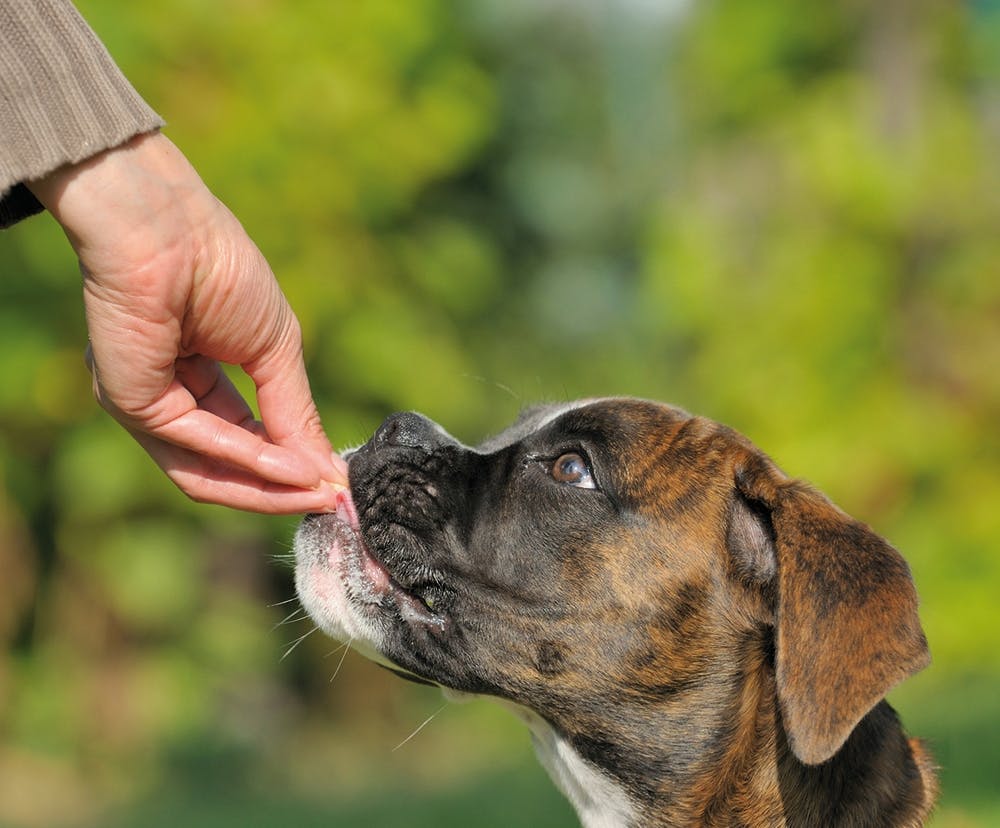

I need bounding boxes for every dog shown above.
[294,398,937,827]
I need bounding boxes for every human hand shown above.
[28,131,347,513]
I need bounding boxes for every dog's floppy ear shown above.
[727,449,930,765]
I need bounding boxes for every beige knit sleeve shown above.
[0,0,165,227]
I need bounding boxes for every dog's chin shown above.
[293,489,445,674]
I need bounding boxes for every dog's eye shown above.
[551,452,596,489]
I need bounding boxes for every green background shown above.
[1,0,997,825]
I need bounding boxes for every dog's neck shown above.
[519,633,936,828]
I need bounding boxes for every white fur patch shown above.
[506,703,637,828]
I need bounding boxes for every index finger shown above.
[126,424,344,514]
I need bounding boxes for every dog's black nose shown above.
[372,411,447,453]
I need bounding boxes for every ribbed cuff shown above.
[0,0,165,227]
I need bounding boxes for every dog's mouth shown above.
[302,489,447,632]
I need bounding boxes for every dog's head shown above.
[294,398,929,766]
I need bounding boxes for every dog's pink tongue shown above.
[334,488,361,531]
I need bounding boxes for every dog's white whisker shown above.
[323,640,351,659]
[391,703,448,753]
[328,638,353,683]
[460,374,521,402]
[280,626,318,661]
[271,606,307,630]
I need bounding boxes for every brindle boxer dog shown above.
[294,398,937,827]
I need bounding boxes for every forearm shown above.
[0,0,164,227]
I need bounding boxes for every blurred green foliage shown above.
[1,0,998,825]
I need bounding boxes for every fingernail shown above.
[314,479,348,493]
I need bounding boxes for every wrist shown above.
[27,131,208,255]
